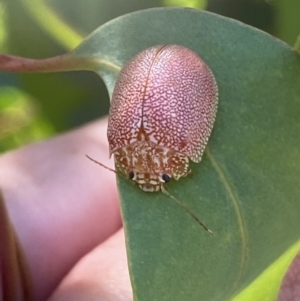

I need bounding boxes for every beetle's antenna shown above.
[161,185,213,235]
[86,155,131,182]
[86,155,117,174]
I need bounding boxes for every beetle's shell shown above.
[108,44,218,163]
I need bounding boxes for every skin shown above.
[0,117,132,301]
[277,252,300,301]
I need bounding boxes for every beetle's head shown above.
[114,142,191,192]
[127,171,171,192]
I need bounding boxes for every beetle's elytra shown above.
[108,44,218,192]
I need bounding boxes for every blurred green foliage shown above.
[164,0,206,9]
[0,0,299,153]
[0,3,7,49]
[0,87,54,152]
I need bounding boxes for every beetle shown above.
[88,44,218,232]
[108,44,218,190]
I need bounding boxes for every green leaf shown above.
[1,7,300,301]
[70,8,300,300]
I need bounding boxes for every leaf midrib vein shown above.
[206,147,248,299]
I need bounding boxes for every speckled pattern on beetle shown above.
[108,44,218,192]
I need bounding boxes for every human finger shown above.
[0,117,122,300]
[48,228,132,301]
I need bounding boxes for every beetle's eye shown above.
[129,171,135,180]
[162,174,171,183]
